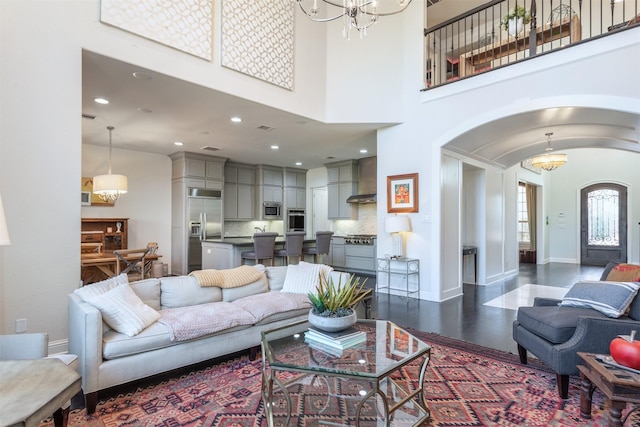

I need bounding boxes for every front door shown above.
[580,183,627,266]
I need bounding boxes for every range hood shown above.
[346,193,377,204]
[347,156,377,204]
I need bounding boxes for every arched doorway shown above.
[580,183,628,266]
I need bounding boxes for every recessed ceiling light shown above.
[230,116,242,123]
[271,145,279,150]
[137,107,152,113]
[295,162,302,166]
[132,71,152,80]
[94,98,109,104]
[174,141,184,146]
[360,149,368,153]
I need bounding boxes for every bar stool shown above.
[241,232,278,266]
[303,231,334,264]
[274,231,305,265]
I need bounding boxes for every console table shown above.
[459,15,581,77]
[376,257,420,298]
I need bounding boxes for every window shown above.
[517,183,530,246]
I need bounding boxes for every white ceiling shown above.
[82,1,640,170]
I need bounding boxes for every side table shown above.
[577,352,640,427]
[376,257,420,298]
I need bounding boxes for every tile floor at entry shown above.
[366,262,604,354]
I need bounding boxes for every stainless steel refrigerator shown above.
[187,188,222,272]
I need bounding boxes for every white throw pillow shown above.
[281,262,333,295]
[74,273,129,302]
[86,283,160,337]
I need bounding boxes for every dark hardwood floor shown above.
[364,262,604,354]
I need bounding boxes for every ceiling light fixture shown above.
[360,149,368,153]
[94,97,109,104]
[174,141,184,146]
[530,132,567,171]
[230,116,242,123]
[92,126,128,203]
[295,0,412,39]
[271,145,279,150]
[295,162,302,166]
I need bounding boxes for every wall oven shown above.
[287,209,305,232]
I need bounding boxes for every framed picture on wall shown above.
[81,191,91,206]
[387,173,419,213]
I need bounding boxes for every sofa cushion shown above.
[628,294,640,321]
[102,321,174,359]
[86,283,161,337]
[232,292,310,323]
[605,263,640,282]
[281,262,332,295]
[129,278,161,311]
[74,273,129,302]
[160,275,222,309]
[266,266,288,291]
[517,305,609,344]
[559,280,640,318]
[221,274,269,302]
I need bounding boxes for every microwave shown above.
[263,203,282,219]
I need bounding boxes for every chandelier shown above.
[530,132,567,171]
[92,126,128,203]
[295,0,413,38]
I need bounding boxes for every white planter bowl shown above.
[308,309,357,332]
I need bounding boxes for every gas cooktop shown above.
[344,235,376,245]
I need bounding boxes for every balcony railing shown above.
[423,0,639,89]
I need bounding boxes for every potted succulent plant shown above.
[308,273,371,332]
[501,5,531,36]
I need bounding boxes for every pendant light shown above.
[93,126,128,203]
[530,132,567,171]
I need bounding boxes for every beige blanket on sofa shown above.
[189,266,263,288]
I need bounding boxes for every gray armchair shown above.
[513,295,640,399]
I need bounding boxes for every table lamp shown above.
[0,194,10,246]
[385,215,410,259]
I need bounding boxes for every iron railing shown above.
[424,0,639,89]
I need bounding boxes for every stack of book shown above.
[305,326,366,356]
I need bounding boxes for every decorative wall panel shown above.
[101,0,213,61]
[221,0,294,90]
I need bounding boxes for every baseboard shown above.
[49,338,69,356]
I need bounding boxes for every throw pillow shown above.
[559,280,640,318]
[605,263,640,282]
[86,283,160,336]
[74,273,129,302]
[599,260,621,281]
[281,262,333,295]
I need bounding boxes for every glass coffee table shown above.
[261,319,431,426]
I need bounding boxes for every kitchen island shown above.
[201,236,316,269]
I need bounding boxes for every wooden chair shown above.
[114,248,150,281]
[274,231,305,265]
[303,231,334,264]
[241,232,278,266]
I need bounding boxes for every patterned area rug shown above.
[39,330,639,426]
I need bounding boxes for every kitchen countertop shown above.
[203,237,316,246]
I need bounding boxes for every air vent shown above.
[82,113,96,120]
[257,125,274,131]
[201,146,221,152]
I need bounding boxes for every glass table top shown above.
[261,319,431,379]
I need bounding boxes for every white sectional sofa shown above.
[68,262,341,414]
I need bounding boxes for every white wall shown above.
[82,145,172,258]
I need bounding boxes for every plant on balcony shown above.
[500,5,531,31]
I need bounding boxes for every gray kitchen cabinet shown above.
[284,169,307,210]
[224,163,256,221]
[286,187,306,209]
[345,244,376,273]
[326,160,358,220]
[260,166,284,205]
[330,236,346,268]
